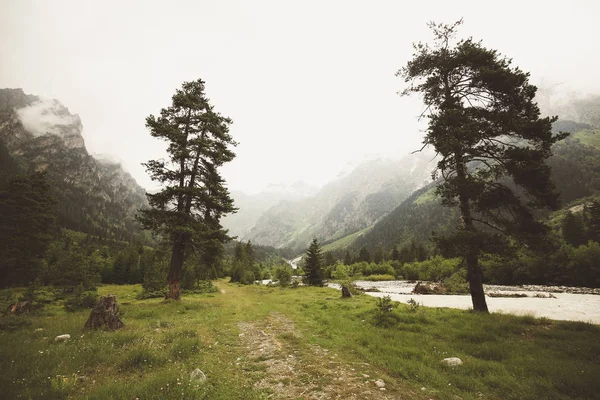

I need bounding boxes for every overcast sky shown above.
[1,0,599,194]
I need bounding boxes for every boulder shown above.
[190,368,207,383]
[54,334,71,342]
[441,357,463,367]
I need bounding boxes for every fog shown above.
[1,0,599,193]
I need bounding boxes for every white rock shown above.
[441,357,463,367]
[54,334,70,342]
[375,379,385,388]
[189,368,207,382]
[380,387,386,391]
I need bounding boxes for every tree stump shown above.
[341,284,353,298]
[84,295,124,331]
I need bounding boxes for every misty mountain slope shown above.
[222,182,318,239]
[0,88,148,241]
[242,153,436,250]
[344,120,600,253]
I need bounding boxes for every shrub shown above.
[362,274,395,281]
[64,284,98,312]
[274,266,292,287]
[182,280,218,295]
[374,295,397,327]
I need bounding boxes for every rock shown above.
[442,357,463,367]
[84,295,124,331]
[375,379,385,388]
[189,368,207,383]
[54,334,71,342]
[34,328,44,333]
[380,387,386,391]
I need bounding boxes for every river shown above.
[341,280,600,324]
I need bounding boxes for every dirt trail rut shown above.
[237,311,408,399]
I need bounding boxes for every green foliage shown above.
[137,79,237,299]
[0,171,56,287]
[63,283,98,312]
[373,295,397,327]
[303,238,324,286]
[140,250,169,299]
[274,265,292,287]
[398,20,566,311]
[561,211,587,246]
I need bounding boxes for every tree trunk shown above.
[84,295,124,330]
[465,250,488,312]
[166,232,186,300]
[456,157,489,313]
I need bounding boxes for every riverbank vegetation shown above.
[1,282,598,399]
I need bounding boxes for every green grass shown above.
[414,187,439,205]
[322,225,373,252]
[573,129,600,150]
[1,282,599,399]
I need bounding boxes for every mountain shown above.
[221,182,319,239]
[342,119,600,254]
[0,88,148,241]
[241,152,436,251]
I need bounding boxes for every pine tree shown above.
[358,246,371,263]
[304,238,324,286]
[137,79,237,300]
[587,200,600,244]
[562,211,587,247]
[398,20,566,312]
[343,250,353,266]
[0,172,56,287]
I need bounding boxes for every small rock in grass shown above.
[380,387,386,391]
[54,334,71,342]
[442,357,463,367]
[375,379,385,388]
[189,368,207,383]
[35,328,44,333]
[421,387,426,391]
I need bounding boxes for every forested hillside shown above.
[338,120,600,256]
[0,88,148,242]
[243,153,435,251]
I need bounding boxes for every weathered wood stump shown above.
[341,284,353,298]
[84,295,124,331]
[9,301,32,314]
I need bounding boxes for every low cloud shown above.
[16,99,81,137]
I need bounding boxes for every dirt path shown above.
[237,311,404,399]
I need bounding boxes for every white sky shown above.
[1,0,599,194]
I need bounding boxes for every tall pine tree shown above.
[398,20,566,312]
[0,172,56,287]
[304,238,324,286]
[137,79,237,300]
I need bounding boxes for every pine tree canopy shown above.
[137,79,237,299]
[398,20,567,311]
[304,238,324,286]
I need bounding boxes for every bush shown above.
[374,295,397,327]
[64,284,98,312]
[181,280,218,294]
[443,269,469,294]
[362,274,395,281]
[274,266,292,287]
